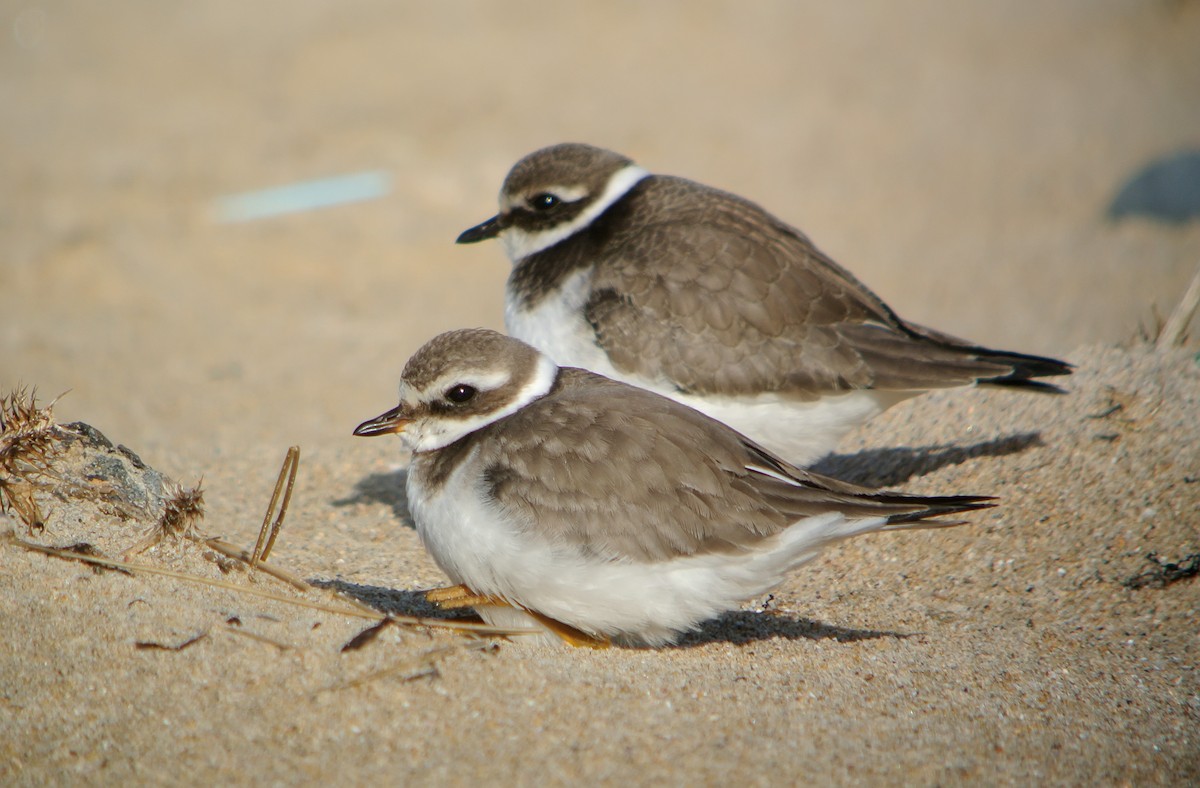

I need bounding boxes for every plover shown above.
[354,328,992,647]
[457,143,1072,465]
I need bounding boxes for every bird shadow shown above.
[813,431,1043,488]
[310,578,473,620]
[331,468,414,527]
[308,578,913,648]
[670,611,915,649]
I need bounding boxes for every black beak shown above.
[456,214,504,244]
[353,405,411,437]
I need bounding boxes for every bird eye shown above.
[444,384,477,404]
[530,193,560,211]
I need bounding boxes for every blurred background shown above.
[2,0,1198,473]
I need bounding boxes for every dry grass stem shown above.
[6,532,538,638]
[3,402,536,645]
[335,641,495,690]
[198,536,312,591]
[134,632,208,651]
[252,446,299,566]
[223,624,294,650]
[1157,261,1200,350]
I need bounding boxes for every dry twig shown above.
[333,641,496,690]
[251,446,299,567]
[1157,262,1200,350]
[3,404,538,651]
[7,533,537,638]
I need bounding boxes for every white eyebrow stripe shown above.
[429,368,512,397]
[537,184,589,203]
[403,353,560,453]
[501,164,651,261]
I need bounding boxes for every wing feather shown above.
[581,176,1070,397]
[478,369,991,563]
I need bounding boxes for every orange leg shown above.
[525,610,611,649]
[425,584,611,648]
[424,584,508,609]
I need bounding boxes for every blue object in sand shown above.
[1108,151,1200,225]
[214,171,392,223]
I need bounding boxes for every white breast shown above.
[505,267,627,380]
[669,387,912,466]
[406,445,531,597]
[405,439,896,646]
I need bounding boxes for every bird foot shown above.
[424,584,610,648]
[424,584,507,609]
[524,610,611,649]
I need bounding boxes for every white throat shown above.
[501,164,650,262]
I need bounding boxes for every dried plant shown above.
[159,483,206,538]
[125,482,206,557]
[8,534,536,642]
[0,387,63,531]
[1157,263,1200,350]
[5,431,538,662]
[1122,552,1200,590]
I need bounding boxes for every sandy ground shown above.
[2,1,1199,784]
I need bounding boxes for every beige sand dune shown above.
[2,2,1198,783]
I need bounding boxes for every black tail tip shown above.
[980,376,1070,395]
[887,495,997,525]
[977,353,1074,393]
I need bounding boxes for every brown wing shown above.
[583,176,1070,398]
[477,369,991,563]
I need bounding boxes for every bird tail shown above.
[738,493,994,597]
[903,322,1075,393]
[969,347,1074,393]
